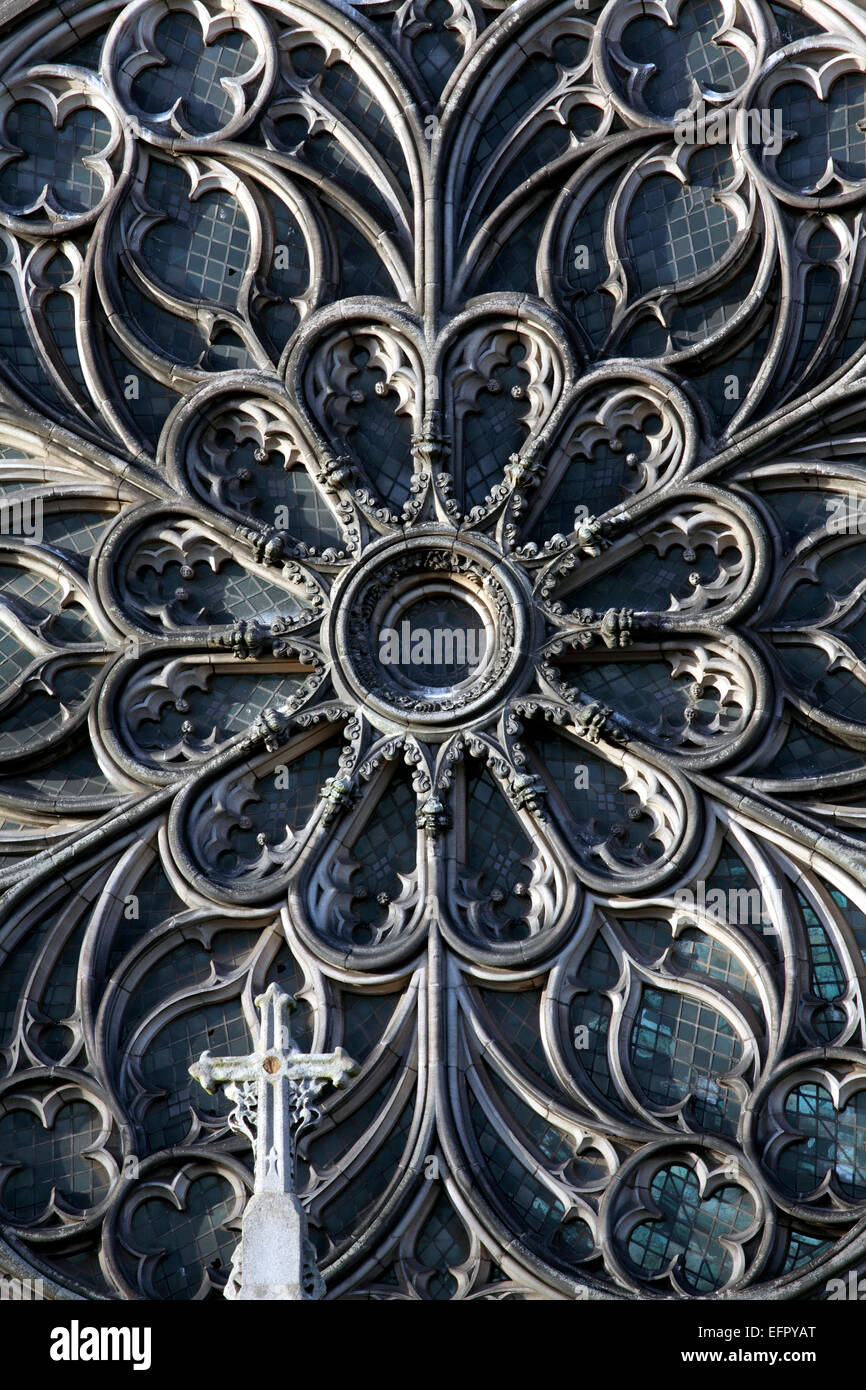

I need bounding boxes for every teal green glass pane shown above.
[529,425,655,538]
[777,1084,866,1201]
[781,1227,833,1273]
[630,987,742,1134]
[626,1163,754,1292]
[0,742,115,800]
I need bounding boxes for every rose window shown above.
[0,0,864,1302]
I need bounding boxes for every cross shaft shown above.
[188,982,358,1297]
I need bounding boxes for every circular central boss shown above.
[382,592,489,689]
[327,531,532,735]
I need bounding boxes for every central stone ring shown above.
[326,530,533,736]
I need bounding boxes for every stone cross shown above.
[189,982,357,1300]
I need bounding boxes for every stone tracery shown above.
[0,0,864,1299]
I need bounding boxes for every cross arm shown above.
[285,1048,358,1088]
[189,1050,259,1094]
